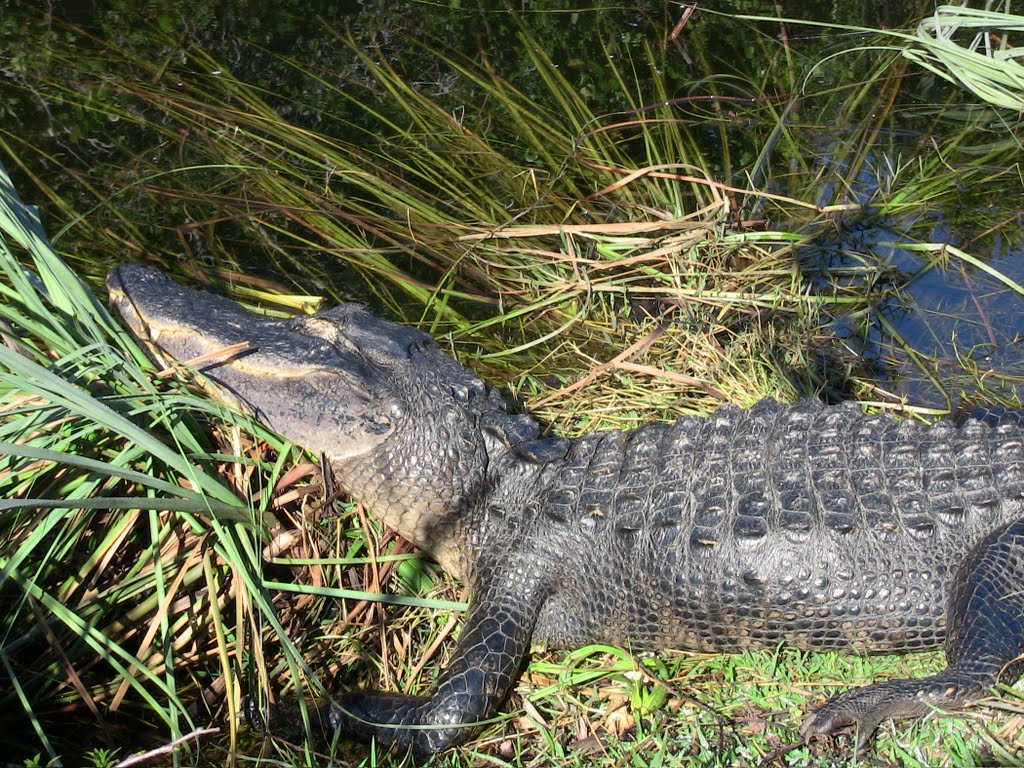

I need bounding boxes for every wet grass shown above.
[1,4,1024,767]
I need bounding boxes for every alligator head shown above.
[107,265,507,575]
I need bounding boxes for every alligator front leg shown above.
[321,567,545,755]
[802,517,1024,752]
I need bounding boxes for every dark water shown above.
[801,137,1024,409]
[3,0,1023,410]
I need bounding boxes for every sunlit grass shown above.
[909,5,1024,112]
[734,5,1024,112]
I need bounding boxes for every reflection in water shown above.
[799,141,1024,408]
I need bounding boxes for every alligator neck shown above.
[329,393,553,581]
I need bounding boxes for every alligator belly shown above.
[535,552,951,654]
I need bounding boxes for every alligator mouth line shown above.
[109,278,254,376]
[149,340,251,378]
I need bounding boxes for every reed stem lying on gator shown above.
[107,264,1024,755]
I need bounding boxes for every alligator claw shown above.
[241,695,265,730]
[801,694,885,753]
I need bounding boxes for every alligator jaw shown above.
[106,264,394,461]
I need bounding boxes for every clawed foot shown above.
[801,673,975,754]
[800,692,886,754]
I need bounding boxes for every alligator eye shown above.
[332,334,361,355]
[408,338,437,357]
[292,315,356,350]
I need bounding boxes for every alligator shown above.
[106,264,1024,756]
